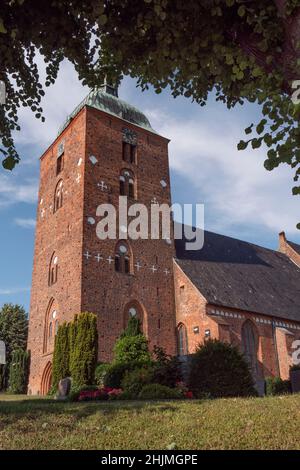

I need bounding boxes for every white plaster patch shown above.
[77,158,83,166]
[89,155,98,165]
[87,217,95,225]
[53,256,58,265]
[40,198,43,205]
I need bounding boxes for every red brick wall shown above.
[174,258,300,380]
[28,105,177,393]
[28,109,87,394]
[81,107,176,361]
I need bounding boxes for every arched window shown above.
[119,170,136,199]
[54,180,63,212]
[48,252,58,286]
[115,241,132,274]
[177,323,188,356]
[123,300,147,334]
[43,299,59,353]
[241,320,259,378]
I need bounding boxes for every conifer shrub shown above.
[113,317,151,365]
[69,312,98,387]
[265,377,291,396]
[188,339,257,398]
[52,322,70,391]
[139,383,182,400]
[8,349,30,394]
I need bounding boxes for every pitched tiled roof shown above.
[175,228,300,322]
[287,239,300,256]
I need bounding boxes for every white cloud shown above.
[147,108,300,236]
[14,58,89,151]
[0,173,38,207]
[0,287,30,295]
[14,218,36,229]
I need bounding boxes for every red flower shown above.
[184,391,194,399]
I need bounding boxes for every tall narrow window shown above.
[242,320,259,378]
[130,145,137,164]
[48,253,58,286]
[115,242,132,274]
[43,300,59,353]
[123,141,137,164]
[119,175,126,196]
[56,154,64,175]
[177,323,188,356]
[54,180,63,212]
[119,170,136,199]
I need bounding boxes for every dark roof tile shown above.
[175,227,300,322]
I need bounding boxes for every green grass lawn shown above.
[1,393,300,450]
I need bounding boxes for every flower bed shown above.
[78,387,122,401]
[75,382,193,402]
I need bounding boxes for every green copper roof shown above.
[57,84,156,136]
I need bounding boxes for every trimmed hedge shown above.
[69,312,98,387]
[265,377,291,396]
[188,339,257,398]
[139,383,182,400]
[52,322,70,391]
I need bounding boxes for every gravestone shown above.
[56,377,71,400]
[0,341,6,365]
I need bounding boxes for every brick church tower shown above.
[27,84,177,395]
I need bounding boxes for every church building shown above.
[27,85,300,395]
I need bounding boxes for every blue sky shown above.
[1,59,300,313]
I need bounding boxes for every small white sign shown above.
[0,341,6,364]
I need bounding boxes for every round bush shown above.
[139,383,182,400]
[188,339,257,398]
[113,334,151,365]
[121,366,154,397]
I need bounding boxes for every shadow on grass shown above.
[0,397,180,430]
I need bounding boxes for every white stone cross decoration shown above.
[95,253,103,263]
[150,265,158,273]
[134,261,142,271]
[76,173,81,184]
[107,256,114,265]
[84,251,91,260]
[41,208,45,218]
[97,181,108,191]
[151,197,158,205]
[164,268,170,275]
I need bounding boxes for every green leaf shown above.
[237,5,246,17]
[237,140,248,150]
[2,156,17,171]
[251,138,262,149]
[99,15,107,26]
[0,18,7,34]
[245,124,253,135]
